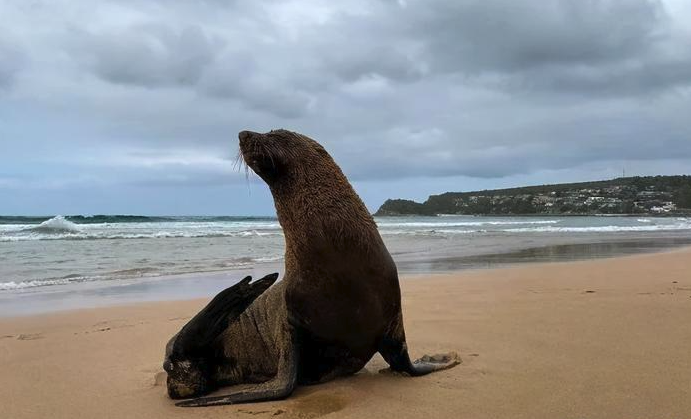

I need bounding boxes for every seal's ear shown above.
[174,273,279,353]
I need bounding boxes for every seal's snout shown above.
[238,129,293,183]
[239,131,266,161]
[239,130,260,146]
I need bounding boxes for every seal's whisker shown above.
[234,146,246,168]
[235,149,251,192]
[233,151,243,172]
[243,154,251,192]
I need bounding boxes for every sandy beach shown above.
[1,248,690,419]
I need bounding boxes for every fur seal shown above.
[163,129,460,407]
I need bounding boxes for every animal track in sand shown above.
[17,333,44,340]
[168,316,191,321]
[93,319,124,326]
[237,408,286,416]
[289,393,347,418]
[84,319,142,334]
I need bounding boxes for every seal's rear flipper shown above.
[378,313,461,376]
[176,325,299,407]
[174,273,279,354]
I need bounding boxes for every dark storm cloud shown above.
[1,0,691,203]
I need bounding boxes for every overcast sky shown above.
[1,0,690,215]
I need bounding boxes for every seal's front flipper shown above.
[378,313,461,376]
[174,273,279,354]
[176,328,298,407]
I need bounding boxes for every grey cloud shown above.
[2,0,691,198]
[408,0,666,73]
[0,42,24,90]
[508,53,691,96]
[276,0,689,100]
[59,0,688,115]
[329,89,691,181]
[73,24,222,87]
[309,0,690,97]
[198,54,315,119]
[308,16,426,83]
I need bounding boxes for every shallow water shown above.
[1,214,690,316]
[1,215,690,291]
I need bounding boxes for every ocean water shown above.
[1,214,691,294]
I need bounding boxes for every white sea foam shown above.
[381,228,485,236]
[0,278,74,290]
[1,215,690,242]
[28,215,81,234]
[253,256,284,263]
[0,229,284,242]
[378,219,691,236]
[378,220,560,228]
[505,223,691,233]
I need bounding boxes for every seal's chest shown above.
[285,272,392,345]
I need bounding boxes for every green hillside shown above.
[375,176,691,216]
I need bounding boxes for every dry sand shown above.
[1,248,690,419]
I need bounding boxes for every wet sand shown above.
[1,248,690,418]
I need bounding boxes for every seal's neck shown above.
[272,172,382,262]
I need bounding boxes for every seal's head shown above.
[162,273,279,400]
[239,129,377,249]
[238,129,340,188]
[163,336,212,399]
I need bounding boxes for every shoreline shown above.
[2,244,690,320]
[3,214,690,299]
[1,248,690,418]
[2,239,691,318]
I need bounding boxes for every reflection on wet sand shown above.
[397,237,691,273]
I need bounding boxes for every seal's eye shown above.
[251,154,283,182]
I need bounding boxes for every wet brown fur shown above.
[163,129,459,407]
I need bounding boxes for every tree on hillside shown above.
[675,185,691,208]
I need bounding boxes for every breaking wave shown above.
[0,230,284,242]
[25,215,81,234]
[0,215,276,225]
